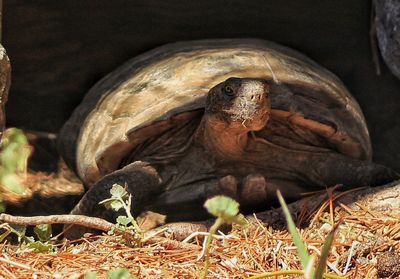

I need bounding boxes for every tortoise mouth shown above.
[223,92,268,119]
[222,96,270,130]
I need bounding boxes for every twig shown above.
[343,241,358,275]
[0,257,33,271]
[145,236,200,250]
[182,231,237,243]
[0,213,113,232]
[0,213,200,250]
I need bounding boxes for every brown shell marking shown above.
[58,39,371,186]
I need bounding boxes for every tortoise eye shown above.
[224,85,234,96]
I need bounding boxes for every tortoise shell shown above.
[59,39,371,186]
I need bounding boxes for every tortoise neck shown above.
[197,115,249,159]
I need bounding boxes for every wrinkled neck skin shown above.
[197,114,250,160]
[197,77,270,161]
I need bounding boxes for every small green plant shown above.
[0,128,31,194]
[99,184,143,242]
[248,191,344,279]
[202,195,247,279]
[0,222,54,252]
[0,128,54,252]
[85,267,137,279]
[0,128,31,211]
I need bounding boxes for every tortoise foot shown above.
[240,174,268,206]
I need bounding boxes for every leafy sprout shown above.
[99,184,143,241]
[0,222,54,253]
[0,128,31,212]
[0,128,31,195]
[202,195,247,279]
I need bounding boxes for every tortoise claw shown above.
[240,174,268,206]
[218,175,238,198]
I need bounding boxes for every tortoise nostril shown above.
[250,94,263,101]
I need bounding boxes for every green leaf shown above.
[99,198,124,211]
[116,216,132,226]
[99,197,115,207]
[99,197,114,204]
[26,241,54,252]
[231,213,248,226]
[304,255,315,279]
[16,146,31,173]
[34,224,52,242]
[9,224,35,244]
[277,190,311,271]
[108,226,116,235]
[1,173,25,194]
[23,236,35,243]
[106,267,136,279]
[0,128,31,198]
[0,128,31,174]
[110,184,128,199]
[314,224,338,279]
[84,271,99,279]
[0,230,11,243]
[204,195,240,223]
[110,200,124,211]
[99,184,128,211]
[10,224,27,239]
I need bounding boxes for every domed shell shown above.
[59,39,371,186]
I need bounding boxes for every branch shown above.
[0,213,113,232]
[0,213,200,250]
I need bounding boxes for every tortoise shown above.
[58,38,398,227]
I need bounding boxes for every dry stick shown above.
[0,214,113,232]
[0,213,200,250]
[146,236,200,250]
[0,257,33,271]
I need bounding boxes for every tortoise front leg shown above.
[239,174,308,209]
[145,175,238,221]
[65,161,163,238]
[147,173,307,221]
[143,175,305,240]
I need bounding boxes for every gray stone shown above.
[375,0,400,80]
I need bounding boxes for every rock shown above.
[377,250,400,278]
[375,0,400,80]
[0,44,11,139]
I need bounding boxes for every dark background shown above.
[3,1,400,171]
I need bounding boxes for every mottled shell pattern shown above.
[59,39,370,186]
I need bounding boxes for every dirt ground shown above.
[1,164,400,278]
[0,130,398,278]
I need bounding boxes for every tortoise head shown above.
[205,77,271,132]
